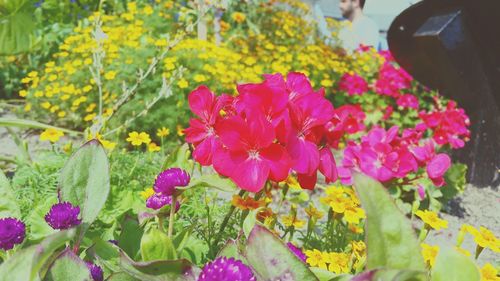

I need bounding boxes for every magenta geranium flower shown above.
[338,73,368,96]
[184,86,224,166]
[396,94,419,110]
[213,112,291,192]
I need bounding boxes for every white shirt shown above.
[338,15,380,52]
[311,2,379,52]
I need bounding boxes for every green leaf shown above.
[217,239,242,260]
[107,272,140,281]
[0,1,37,55]
[88,238,121,273]
[245,225,318,280]
[59,140,110,234]
[0,118,81,134]
[140,228,177,261]
[180,173,237,193]
[353,173,426,272]
[243,209,259,238]
[44,249,92,281]
[173,226,193,256]
[119,250,198,281]
[0,168,21,218]
[162,144,193,173]
[310,267,350,281]
[0,229,75,281]
[351,269,426,281]
[431,248,480,281]
[25,196,58,241]
[118,217,144,260]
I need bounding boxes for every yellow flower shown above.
[467,226,500,252]
[140,188,155,200]
[104,70,117,80]
[415,210,448,230]
[126,131,151,146]
[40,128,64,143]
[281,215,305,228]
[157,127,170,137]
[305,205,324,220]
[148,142,161,152]
[19,90,27,97]
[326,252,350,274]
[480,263,500,281]
[177,79,189,89]
[343,202,366,224]
[305,249,328,269]
[177,125,184,136]
[231,12,246,23]
[421,243,439,267]
[351,240,366,259]
[231,195,265,211]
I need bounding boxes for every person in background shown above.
[312,0,379,52]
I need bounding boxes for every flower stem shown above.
[158,216,165,233]
[213,190,246,246]
[168,195,177,238]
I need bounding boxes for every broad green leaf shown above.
[26,196,58,241]
[353,173,426,272]
[119,217,143,259]
[180,173,237,193]
[217,239,243,260]
[431,248,480,281]
[59,140,110,232]
[119,250,198,281]
[246,225,318,281]
[162,144,193,173]
[107,272,140,281]
[352,269,426,281]
[0,1,37,55]
[173,226,193,256]
[140,228,177,261]
[44,249,92,281]
[243,209,259,238]
[88,238,121,273]
[0,229,75,281]
[310,267,350,281]
[0,118,80,134]
[0,168,21,218]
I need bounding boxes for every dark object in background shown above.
[387,0,500,188]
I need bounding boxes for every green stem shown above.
[168,195,177,238]
[158,216,165,233]
[213,190,246,246]
[418,227,429,242]
[128,152,140,177]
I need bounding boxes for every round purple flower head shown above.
[287,242,306,262]
[198,257,256,281]
[146,193,180,211]
[154,168,190,195]
[45,202,81,230]
[0,217,25,250]
[85,261,103,281]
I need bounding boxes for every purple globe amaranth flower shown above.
[0,217,26,250]
[198,257,256,281]
[153,168,190,195]
[287,242,306,262]
[146,193,180,211]
[85,262,103,281]
[45,202,81,230]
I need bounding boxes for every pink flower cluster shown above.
[338,125,451,187]
[418,101,470,148]
[375,63,413,98]
[338,73,368,96]
[185,72,352,192]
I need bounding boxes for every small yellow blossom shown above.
[176,125,185,136]
[231,195,265,211]
[326,252,350,274]
[421,243,439,267]
[231,12,246,23]
[177,78,189,89]
[282,215,305,228]
[40,128,64,143]
[126,131,151,146]
[148,142,161,152]
[467,226,500,252]
[157,127,170,137]
[140,188,155,200]
[104,70,117,80]
[480,263,500,281]
[305,205,324,220]
[415,210,448,230]
[305,249,328,269]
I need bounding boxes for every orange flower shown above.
[231,195,265,211]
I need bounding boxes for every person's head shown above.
[339,0,365,20]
